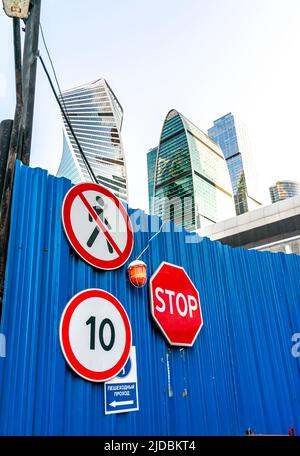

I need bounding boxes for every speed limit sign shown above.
[59,289,132,382]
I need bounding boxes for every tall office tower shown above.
[208,113,261,215]
[147,146,158,213]
[153,109,235,231]
[269,180,300,203]
[57,79,128,201]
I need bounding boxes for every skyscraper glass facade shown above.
[208,113,261,215]
[153,110,235,231]
[57,79,128,201]
[269,180,300,203]
[147,146,158,213]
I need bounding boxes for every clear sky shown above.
[1,0,300,211]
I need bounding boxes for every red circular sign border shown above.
[62,182,134,270]
[59,288,132,382]
[149,261,203,347]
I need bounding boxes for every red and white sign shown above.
[62,182,134,270]
[150,262,203,347]
[59,289,132,382]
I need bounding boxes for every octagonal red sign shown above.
[150,262,203,347]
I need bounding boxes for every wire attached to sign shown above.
[136,220,167,261]
[127,220,167,287]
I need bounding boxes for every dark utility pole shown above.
[0,120,13,207]
[0,0,41,312]
[20,0,41,165]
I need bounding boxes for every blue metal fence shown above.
[0,161,300,435]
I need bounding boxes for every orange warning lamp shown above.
[127,260,147,288]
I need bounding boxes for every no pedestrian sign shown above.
[62,182,134,270]
[59,289,132,382]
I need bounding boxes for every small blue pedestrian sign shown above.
[104,346,139,414]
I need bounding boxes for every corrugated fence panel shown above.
[0,160,300,435]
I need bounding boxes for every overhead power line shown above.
[38,53,97,184]
[38,24,97,184]
[39,23,70,121]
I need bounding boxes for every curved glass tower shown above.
[57,79,128,201]
[153,109,235,231]
[269,180,300,203]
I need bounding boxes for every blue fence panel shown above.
[0,161,300,435]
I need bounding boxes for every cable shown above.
[38,53,97,184]
[136,220,167,260]
[39,23,69,122]
[38,23,97,183]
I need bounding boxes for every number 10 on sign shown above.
[59,289,132,382]
[86,316,115,351]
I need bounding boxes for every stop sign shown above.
[150,262,203,347]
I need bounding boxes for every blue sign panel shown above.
[104,346,139,414]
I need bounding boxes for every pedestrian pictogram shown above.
[59,289,132,382]
[62,182,134,270]
[87,195,114,252]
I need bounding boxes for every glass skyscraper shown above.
[57,78,128,201]
[153,109,235,231]
[269,180,300,203]
[147,146,158,213]
[208,113,261,215]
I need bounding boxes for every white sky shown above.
[1,0,300,211]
